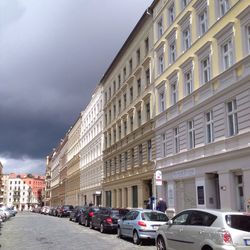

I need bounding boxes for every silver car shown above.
[117,209,169,245]
[156,208,250,250]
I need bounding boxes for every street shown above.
[0,212,155,250]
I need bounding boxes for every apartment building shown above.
[65,116,81,206]
[5,173,45,210]
[101,10,156,209]
[152,0,250,213]
[0,162,3,205]
[49,136,68,206]
[79,85,103,206]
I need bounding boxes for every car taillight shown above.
[89,212,94,217]
[137,221,146,227]
[223,231,232,244]
[106,217,112,224]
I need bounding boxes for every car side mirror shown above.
[167,219,173,225]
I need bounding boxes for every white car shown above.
[156,208,250,250]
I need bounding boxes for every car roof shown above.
[179,208,250,216]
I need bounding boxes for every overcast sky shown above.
[0,0,153,175]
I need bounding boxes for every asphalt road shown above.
[0,212,155,250]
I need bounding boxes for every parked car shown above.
[156,208,250,250]
[117,209,168,245]
[90,207,129,233]
[54,205,62,216]
[69,206,86,222]
[79,206,100,227]
[57,205,74,217]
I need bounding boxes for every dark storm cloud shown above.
[0,0,152,173]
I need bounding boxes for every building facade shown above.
[79,85,104,206]
[101,10,156,209]
[152,0,250,214]
[5,173,45,210]
[0,162,3,206]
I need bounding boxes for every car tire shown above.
[156,236,166,250]
[100,223,105,233]
[202,246,213,250]
[117,227,122,238]
[89,221,93,229]
[133,230,141,245]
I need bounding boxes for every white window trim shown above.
[205,110,214,143]
[173,127,180,153]
[188,120,195,149]
[167,28,177,65]
[180,57,194,96]
[227,99,238,137]
[161,132,167,157]
[193,0,208,37]
[167,2,175,26]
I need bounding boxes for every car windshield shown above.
[226,214,250,232]
[141,212,168,222]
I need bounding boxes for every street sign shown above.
[155,170,162,186]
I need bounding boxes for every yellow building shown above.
[152,0,250,214]
[101,10,156,209]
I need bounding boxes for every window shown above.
[130,115,133,131]
[124,152,128,169]
[145,37,149,55]
[118,125,121,140]
[227,99,238,136]
[129,59,133,75]
[169,42,176,65]
[113,105,116,117]
[183,27,191,51]
[113,128,116,142]
[138,144,143,164]
[137,109,141,127]
[188,120,195,149]
[159,88,166,112]
[184,70,192,96]
[123,67,126,81]
[145,69,150,86]
[146,102,150,121]
[123,93,127,108]
[113,80,116,93]
[124,120,127,136]
[131,148,135,167]
[157,18,163,39]
[199,9,208,36]
[182,0,189,9]
[206,111,214,143]
[168,4,175,25]
[170,82,177,105]
[173,127,180,153]
[221,39,233,70]
[130,87,133,103]
[119,154,122,172]
[109,87,112,98]
[161,133,167,157]
[136,49,141,65]
[219,0,230,17]
[137,78,141,96]
[118,74,121,89]
[147,140,152,161]
[118,99,121,113]
[247,25,250,54]
[201,56,211,84]
[158,52,164,75]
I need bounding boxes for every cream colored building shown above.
[101,10,156,209]
[79,85,104,206]
[65,116,81,206]
[152,0,250,214]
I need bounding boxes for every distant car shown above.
[57,205,74,217]
[90,207,129,233]
[117,209,168,245]
[79,206,100,227]
[156,208,250,250]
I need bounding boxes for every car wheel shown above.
[133,230,141,245]
[202,246,213,250]
[117,227,122,238]
[89,221,93,229]
[156,236,166,250]
[69,217,72,221]
[100,223,105,233]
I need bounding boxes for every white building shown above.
[79,85,104,206]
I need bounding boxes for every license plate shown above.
[244,239,250,246]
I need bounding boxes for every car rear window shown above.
[142,212,168,222]
[226,215,250,232]
[111,209,129,216]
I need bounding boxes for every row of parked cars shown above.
[0,206,17,223]
[38,204,250,250]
